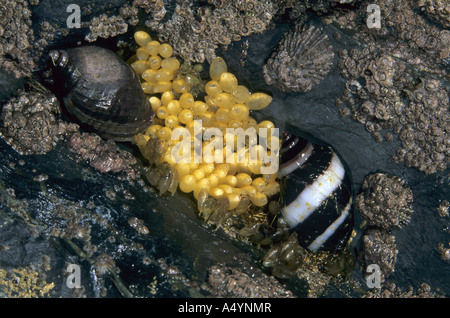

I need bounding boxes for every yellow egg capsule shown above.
[205,80,222,97]
[246,92,273,110]
[176,163,191,179]
[192,101,208,116]
[230,104,249,121]
[149,97,161,112]
[215,92,233,109]
[172,79,189,94]
[158,43,173,58]
[134,31,151,47]
[227,193,241,210]
[178,109,194,124]
[192,168,205,181]
[231,85,250,103]
[179,174,196,193]
[155,69,174,82]
[210,187,225,199]
[142,69,157,83]
[219,72,238,93]
[179,93,195,109]
[157,126,172,141]
[193,178,211,200]
[156,106,169,119]
[161,91,175,106]
[141,82,154,94]
[199,163,215,176]
[153,81,172,93]
[224,175,237,187]
[131,60,150,74]
[241,185,257,198]
[136,47,150,61]
[208,174,219,189]
[216,108,231,123]
[167,100,181,115]
[165,115,179,129]
[210,57,227,81]
[148,55,162,70]
[146,40,161,56]
[218,184,234,195]
[145,124,162,136]
[263,181,280,197]
[161,57,180,73]
[251,192,268,207]
[236,173,252,187]
[252,177,266,192]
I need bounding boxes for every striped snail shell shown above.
[49,45,154,141]
[278,131,354,252]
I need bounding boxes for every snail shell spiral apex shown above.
[49,45,154,141]
[279,131,354,252]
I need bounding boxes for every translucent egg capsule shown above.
[205,80,222,97]
[227,193,241,210]
[161,57,180,73]
[209,57,227,81]
[179,174,196,193]
[215,92,234,109]
[250,192,268,207]
[146,40,161,56]
[216,108,231,123]
[193,178,211,199]
[141,82,154,94]
[210,187,225,199]
[157,126,172,141]
[178,109,194,124]
[142,69,157,83]
[192,101,208,115]
[172,79,189,94]
[136,47,150,61]
[219,72,238,93]
[134,31,152,47]
[236,173,253,187]
[246,92,273,110]
[167,100,180,115]
[145,124,162,136]
[148,55,162,70]
[158,43,173,58]
[155,69,175,82]
[161,91,175,106]
[231,85,250,104]
[153,81,171,93]
[164,115,178,129]
[131,60,150,74]
[149,97,161,112]
[230,103,249,120]
[179,93,195,109]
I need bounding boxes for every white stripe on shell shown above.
[282,152,345,228]
[307,199,352,252]
[278,142,314,177]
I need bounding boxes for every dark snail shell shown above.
[278,131,354,252]
[49,45,153,141]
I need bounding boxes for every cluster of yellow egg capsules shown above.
[132,31,280,212]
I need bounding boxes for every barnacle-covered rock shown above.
[0,89,78,155]
[415,0,450,28]
[49,45,154,141]
[0,0,36,78]
[207,257,295,298]
[355,172,413,229]
[146,0,275,63]
[263,24,334,92]
[361,228,398,283]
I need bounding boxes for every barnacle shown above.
[355,172,414,229]
[132,31,278,235]
[263,23,334,93]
